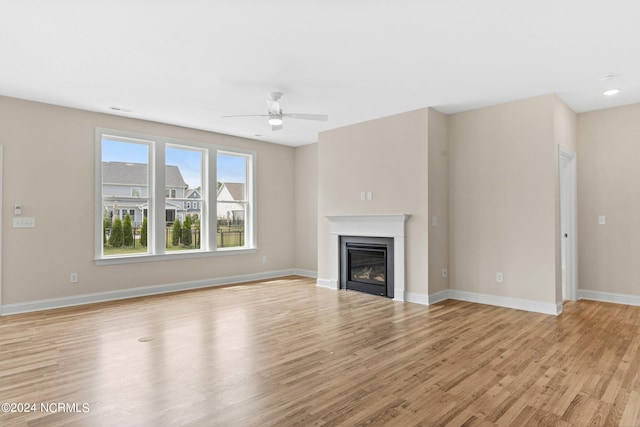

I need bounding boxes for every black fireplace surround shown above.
[340,236,394,298]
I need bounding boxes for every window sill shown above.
[94,248,258,265]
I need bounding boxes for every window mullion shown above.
[153,141,166,254]
[207,149,217,251]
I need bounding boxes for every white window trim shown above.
[94,128,257,264]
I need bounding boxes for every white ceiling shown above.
[2,0,639,146]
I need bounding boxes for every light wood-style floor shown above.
[2,276,640,426]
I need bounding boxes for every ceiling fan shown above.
[223,92,328,131]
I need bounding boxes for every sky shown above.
[102,139,246,188]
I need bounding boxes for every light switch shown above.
[360,192,366,201]
[13,217,36,228]
[598,215,606,225]
[432,216,438,226]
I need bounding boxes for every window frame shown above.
[94,128,257,265]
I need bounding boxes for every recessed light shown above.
[603,88,621,96]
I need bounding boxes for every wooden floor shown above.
[2,276,640,426]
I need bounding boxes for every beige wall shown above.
[428,108,449,294]
[317,108,429,296]
[554,96,578,154]
[578,103,640,296]
[0,96,296,305]
[448,95,559,305]
[7,90,638,312]
[294,143,318,273]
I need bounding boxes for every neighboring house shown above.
[102,162,188,225]
[184,188,202,218]
[103,162,243,227]
[217,182,245,223]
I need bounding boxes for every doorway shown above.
[559,146,577,301]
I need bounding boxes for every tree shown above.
[140,217,148,247]
[172,218,182,246]
[109,217,124,248]
[182,215,192,247]
[123,213,134,247]
[103,209,112,245]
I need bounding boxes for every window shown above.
[95,129,255,263]
[217,152,250,248]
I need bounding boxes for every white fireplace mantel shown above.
[322,214,410,301]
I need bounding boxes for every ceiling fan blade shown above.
[285,113,328,121]
[222,114,270,118]
[271,124,283,131]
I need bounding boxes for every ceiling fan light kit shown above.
[268,116,283,126]
[223,92,328,131]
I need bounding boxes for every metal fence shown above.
[104,225,245,249]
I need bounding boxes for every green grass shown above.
[103,229,243,256]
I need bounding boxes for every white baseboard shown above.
[449,289,561,315]
[0,269,299,316]
[405,292,430,306]
[293,269,317,279]
[427,290,450,305]
[399,289,562,315]
[316,278,337,290]
[405,289,560,315]
[579,289,640,307]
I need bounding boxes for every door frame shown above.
[559,145,578,301]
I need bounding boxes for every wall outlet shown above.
[598,215,606,225]
[366,191,373,200]
[262,256,267,264]
[496,272,504,283]
[70,272,78,284]
[360,192,366,201]
[442,268,448,278]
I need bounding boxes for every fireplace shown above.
[322,214,410,301]
[341,236,394,298]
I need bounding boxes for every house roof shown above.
[218,182,245,201]
[185,189,201,199]
[102,162,187,188]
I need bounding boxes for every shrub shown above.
[172,219,182,246]
[182,215,192,247]
[109,217,124,248]
[140,217,148,247]
[123,213,134,247]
